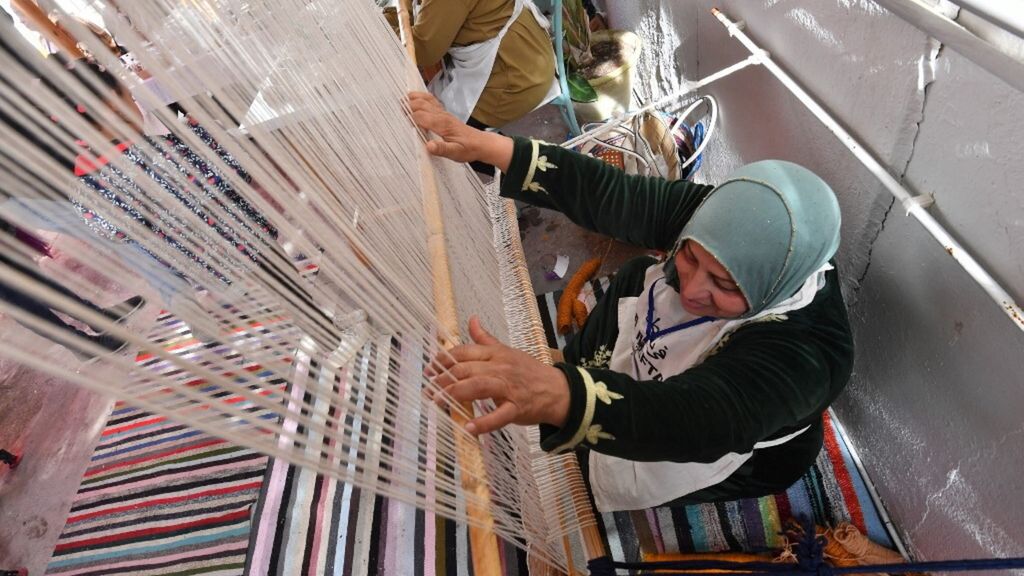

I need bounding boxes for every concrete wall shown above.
[604,0,1024,562]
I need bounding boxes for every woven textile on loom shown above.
[3,0,588,568]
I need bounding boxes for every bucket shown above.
[572,30,642,124]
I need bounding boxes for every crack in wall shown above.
[906,427,1024,553]
[694,1,699,80]
[851,39,945,293]
[908,463,962,538]
[853,197,895,289]
[908,463,1024,559]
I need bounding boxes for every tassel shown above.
[557,258,601,334]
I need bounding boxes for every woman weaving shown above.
[412,92,854,512]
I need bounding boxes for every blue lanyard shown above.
[643,278,714,345]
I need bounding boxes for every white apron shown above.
[427,0,560,123]
[588,262,832,512]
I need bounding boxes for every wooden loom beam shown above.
[10,0,85,59]
[396,2,607,572]
[396,2,503,575]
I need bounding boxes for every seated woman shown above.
[411,92,853,511]
[408,0,559,129]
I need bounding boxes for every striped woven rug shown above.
[46,310,288,576]
[244,337,531,576]
[246,277,894,575]
[246,458,530,576]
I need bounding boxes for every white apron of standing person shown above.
[425,0,559,123]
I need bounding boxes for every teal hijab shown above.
[664,160,841,318]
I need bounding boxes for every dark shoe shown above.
[0,449,18,468]
[83,296,146,336]
[67,341,100,363]
[70,333,130,365]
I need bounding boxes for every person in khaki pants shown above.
[389,0,558,129]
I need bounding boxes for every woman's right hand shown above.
[407,92,513,170]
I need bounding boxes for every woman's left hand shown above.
[428,316,570,435]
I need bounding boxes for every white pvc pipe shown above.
[711,8,1024,333]
[872,0,1024,95]
[953,0,1024,41]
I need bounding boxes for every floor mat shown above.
[246,462,530,576]
[46,311,285,576]
[245,339,530,576]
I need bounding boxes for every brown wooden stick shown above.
[396,0,416,58]
[397,2,502,575]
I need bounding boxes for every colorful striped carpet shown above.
[244,277,895,574]
[46,310,287,576]
[246,453,530,576]
[244,337,532,576]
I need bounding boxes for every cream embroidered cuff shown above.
[521,140,557,194]
[539,364,621,454]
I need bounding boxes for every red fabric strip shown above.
[102,415,167,437]
[84,438,225,478]
[73,142,131,176]
[821,411,866,533]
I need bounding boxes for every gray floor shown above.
[0,104,642,574]
[0,363,112,572]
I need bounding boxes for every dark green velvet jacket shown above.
[499,137,854,504]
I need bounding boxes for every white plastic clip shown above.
[902,193,935,215]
